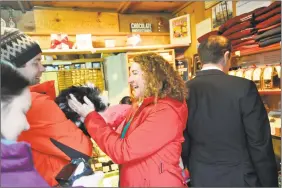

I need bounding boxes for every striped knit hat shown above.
[1,27,42,68]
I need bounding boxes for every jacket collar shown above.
[196,69,225,77]
[29,80,56,100]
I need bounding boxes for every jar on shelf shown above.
[274,65,281,89]
[244,68,254,81]
[228,70,236,76]
[252,67,263,90]
[235,69,244,78]
[262,66,278,89]
[268,111,281,137]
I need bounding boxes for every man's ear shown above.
[224,51,230,64]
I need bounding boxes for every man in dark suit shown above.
[182,35,278,187]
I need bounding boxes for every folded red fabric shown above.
[257,23,281,34]
[222,21,253,36]
[256,14,281,29]
[233,44,259,52]
[231,35,256,46]
[197,30,219,43]
[218,12,253,34]
[232,39,256,50]
[218,7,266,34]
[233,43,280,53]
[223,28,255,40]
[254,1,281,17]
[255,6,281,23]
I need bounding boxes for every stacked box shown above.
[57,69,105,93]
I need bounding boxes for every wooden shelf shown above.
[258,89,281,95]
[42,44,189,55]
[232,43,281,57]
[42,58,104,65]
[26,32,170,37]
[272,135,281,140]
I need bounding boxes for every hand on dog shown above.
[68,94,95,118]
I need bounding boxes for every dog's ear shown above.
[98,94,109,110]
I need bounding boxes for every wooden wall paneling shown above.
[119,13,172,32]
[174,1,238,60]
[31,1,121,11]
[174,2,205,59]
[117,2,132,13]
[33,9,119,33]
[127,2,185,13]
[0,9,35,32]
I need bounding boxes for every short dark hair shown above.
[120,96,132,105]
[55,86,108,137]
[198,35,231,64]
[1,62,29,102]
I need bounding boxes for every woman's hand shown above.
[68,94,95,118]
[72,171,104,187]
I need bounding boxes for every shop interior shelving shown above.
[41,44,189,55]
[231,43,281,58]
[258,89,281,96]
[42,58,104,65]
[230,44,281,159]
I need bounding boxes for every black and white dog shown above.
[55,86,109,137]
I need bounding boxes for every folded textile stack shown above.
[253,1,281,48]
[218,7,265,52]
[255,27,281,48]
[197,30,219,43]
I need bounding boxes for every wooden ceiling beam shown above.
[117,1,132,14]
[32,6,116,13]
[172,2,193,15]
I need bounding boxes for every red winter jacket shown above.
[85,96,188,187]
[18,81,93,186]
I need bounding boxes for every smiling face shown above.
[1,88,31,141]
[17,53,45,85]
[128,62,145,99]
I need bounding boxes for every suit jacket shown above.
[182,69,278,187]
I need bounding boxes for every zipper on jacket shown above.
[159,162,163,173]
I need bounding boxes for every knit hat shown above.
[1,27,42,68]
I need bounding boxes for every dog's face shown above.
[55,86,109,137]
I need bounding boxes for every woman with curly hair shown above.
[68,52,188,187]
